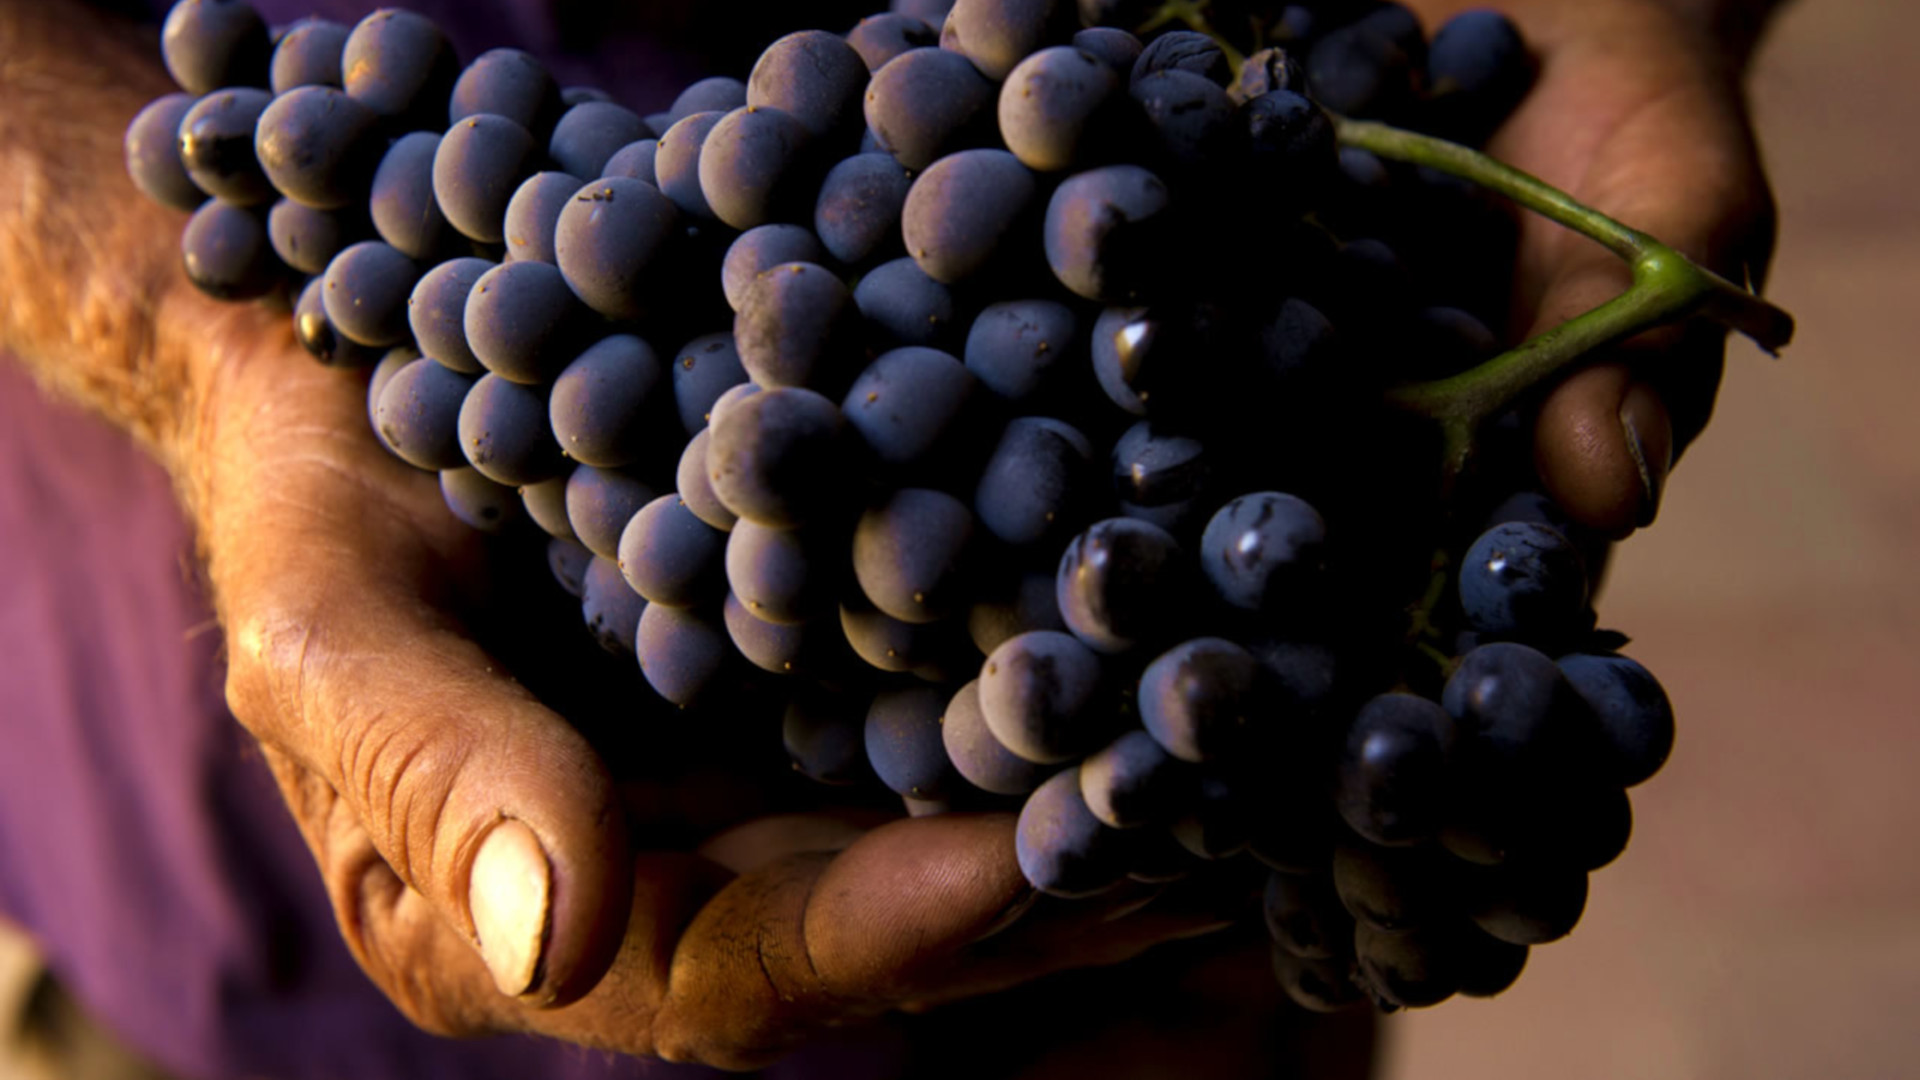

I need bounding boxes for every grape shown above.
[501,171,582,264]
[901,149,1038,283]
[1130,71,1237,182]
[560,86,613,108]
[566,466,657,561]
[1130,31,1229,86]
[967,570,1066,655]
[637,602,741,706]
[1199,492,1328,615]
[368,131,452,260]
[1087,305,1153,415]
[126,93,205,211]
[727,520,837,624]
[548,537,593,598]
[940,0,1077,82]
[1111,421,1206,509]
[1331,842,1452,932]
[852,488,976,625]
[1335,693,1456,846]
[601,141,659,184]
[894,0,956,22]
[370,355,472,468]
[863,48,998,172]
[1080,729,1194,828]
[295,276,384,367]
[1461,861,1588,945]
[1264,871,1350,960]
[457,374,565,486]
[582,554,647,655]
[975,417,1095,547]
[1071,27,1143,76]
[464,260,585,384]
[322,240,417,347]
[255,85,379,209]
[847,14,938,71]
[1458,522,1589,641]
[676,429,738,532]
[270,17,348,93]
[654,111,728,219]
[963,299,1079,403]
[1056,517,1187,654]
[1557,653,1674,787]
[548,102,651,180]
[1230,47,1308,105]
[842,346,977,471]
[1016,768,1131,897]
[941,679,1051,795]
[747,31,870,142]
[180,199,276,300]
[1353,922,1460,1009]
[1243,91,1338,209]
[1442,642,1591,778]
[697,105,817,231]
[548,334,662,468]
[522,472,576,541]
[733,262,857,391]
[449,49,564,137]
[1409,306,1498,379]
[434,114,538,244]
[814,153,913,267]
[866,685,961,799]
[1043,164,1172,302]
[162,0,270,96]
[1456,932,1529,998]
[1271,950,1366,1014]
[619,494,729,608]
[724,593,845,676]
[178,88,274,205]
[1306,9,1421,119]
[1425,10,1533,144]
[721,225,827,312]
[340,8,458,127]
[707,386,846,528]
[1139,637,1272,763]
[669,77,748,125]
[670,333,749,436]
[407,256,492,374]
[783,687,870,783]
[998,46,1124,173]
[839,595,977,681]
[440,467,523,534]
[1253,297,1345,398]
[979,629,1107,763]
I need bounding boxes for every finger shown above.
[207,358,632,1008]
[1534,363,1673,536]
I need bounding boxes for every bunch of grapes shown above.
[128,0,1683,1014]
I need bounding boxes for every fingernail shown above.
[470,820,552,998]
[1619,385,1672,529]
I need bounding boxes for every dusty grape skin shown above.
[963,299,1080,403]
[707,386,847,529]
[722,226,827,312]
[636,602,739,706]
[163,0,271,95]
[1079,729,1194,828]
[941,680,1052,796]
[940,0,1078,83]
[322,240,417,347]
[368,132,452,260]
[1199,492,1329,615]
[847,13,938,71]
[676,429,738,533]
[457,373,566,487]
[733,262,858,391]
[126,94,207,211]
[463,260,585,384]
[842,346,977,472]
[901,149,1039,283]
[1043,163,1173,302]
[852,259,960,351]
[374,357,473,471]
[669,77,748,126]
[865,685,962,799]
[747,31,870,142]
[178,88,275,206]
[522,472,576,541]
[406,257,492,374]
[998,46,1122,173]
[727,520,838,625]
[548,102,652,180]
[852,488,976,624]
[1055,517,1188,654]
[565,467,657,562]
[671,333,750,436]
[255,85,380,210]
[181,199,277,301]
[863,47,999,171]
[553,176,681,321]
[783,687,871,784]
[548,334,663,469]
[814,153,914,267]
[1557,653,1675,787]
[655,111,728,220]
[501,172,583,264]
[1016,768,1131,897]
[340,8,458,127]
[449,48,564,136]
[697,106,817,231]
[620,494,729,608]
[975,417,1095,548]
[978,629,1108,764]
[441,467,524,536]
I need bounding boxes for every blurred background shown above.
[1383,0,1920,1075]
[3,1,1914,1077]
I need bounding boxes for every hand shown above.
[187,310,1237,1070]
[1409,0,1779,536]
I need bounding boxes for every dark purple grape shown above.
[1425,10,1533,144]
[698,106,819,231]
[727,520,838,624]
[784,687,870,783]
[126,93,205,211]
[863,47,998,172]
[163,0,270,95]
[1199,492,1328,615]
[902,149,1038,283]
[1264,871,1350,960]
[582,554,646,655]
[671,333,749,436]
[464,259,585,384]
[620,494,729,608]
[1139,637,1271,763]
[178,88,274,205]
[998,46,1124,172]
[1353,922,1460,1010]
[1557,653,1674,787]
[434,114,537,244]
[655,111,728,219]
[566,466,656,561]
[457,374,565,486]
[814,153,914,267]
[180,199,276,300]
[560,86,613,108]
[893,0,956,22]
[1458,522,1589,641]
[733,262,858,391]
[1071,27,1142,76]
[842,347,977,473]
[1442,642,1592,777]
[1271,949,1367,1013]
[724,593,847,677]
[322,240,417,346]
[1080,729,1194,828]
[942,679,1052,795]
[1110,422,1205,509]
[1016,768,1131,897]
[368,132,453,260]
[866,685,961,799]
[975,417,1095,548]
[548,537,593,597]
[449,48,563,136]
[600,141,658,183]
[1243,90,1338,209]
[1460,861,1588,945]
[1306,8,1422,119]
[1457,931,1529,998]
[668,77,748,125]
[722,225,827,312]
[501,171,582,264]
[1056,517,1187,654]
[676,429,738,532]
[1331,842,1453,932]
[548,334,662,468]
[1043,164,1172,302]
[853,258,961,351]
[441,466,523,535]
[270,17,349,93]
[1129,71,1237,180]
[548,102,651,180]
[963,299,1079,403]
[708,386,846,528]
[407,256,492,374]
[967,571,1066,656]
[940,0,1078,82]
[747,30,870,142]
[1130,30,1228,85]
[979,629,1107,763]
[295,276,384,367]
[847,13,938,71]
[340,8,458,127]
[255,85,379,209]
[1336,693,1456,846]
[839,595,978,681]
[852,488,975,623]
[522,471,575,540]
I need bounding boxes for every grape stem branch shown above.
[1333,117,1796,489]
